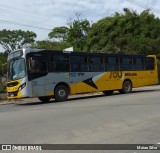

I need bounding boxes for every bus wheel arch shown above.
[38,96,51,103]
[54,82,70,102]
[103,90,114,96]
[119,79,132,94]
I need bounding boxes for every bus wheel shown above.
[54,85,69,102]
[119,80,132,94]
[38,96,51,102]
[103,90,114,96]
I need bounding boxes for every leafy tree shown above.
[31,40,70,51]
[67,18,91,51]
[0,52,7,76]
[49,14,91,51]
[48,26,69,42]
[0,29,37,53]
[0,53,7,93]
[85,8,160,55]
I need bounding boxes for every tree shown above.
[48,26,69,42]
[67,18,91,51]
[49,14,91,51]
[0,53,7,93]
[0,29,37,53]
[85,8,160,54]
[31,40,70,51]
[0,52,7,76]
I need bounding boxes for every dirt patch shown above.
[0,93,7,100]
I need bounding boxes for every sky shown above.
[0,0,160,52]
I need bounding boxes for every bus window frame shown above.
[121,56,134,71]
[145,57,155,70]
[88,56,104,72]
[49,54,70,72]
[105,55,119,71]
[70,55,89,72]
[133,57,145,71]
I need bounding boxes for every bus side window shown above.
[89,57,103,72]
[70,56,81,72]
[106,56,118,71]
[145,57,155,70]
[70,56,88,72]
[121,57,133,71]
[28,56,47,73]
[81,56,89,72]
[52,55,70,72]
[133,58,144,70]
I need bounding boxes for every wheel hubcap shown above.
[58,89,66,97]
[125,83,130,91]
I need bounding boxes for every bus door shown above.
[27,54,48,97]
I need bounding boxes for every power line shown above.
[0,12,57,28]
[125,0,160,15]
[0,19,52,31]
[0,4,66,25]
[0,4,68,32]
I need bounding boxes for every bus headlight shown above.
[18,83,26,91]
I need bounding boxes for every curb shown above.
[0,100,14,105]
[0,93,9,105]
[0,85,159,105]
[0,93,103,105]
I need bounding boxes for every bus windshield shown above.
[7,58,26,81]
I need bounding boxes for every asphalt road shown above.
[0,85,160,153]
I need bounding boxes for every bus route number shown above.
[109,71,122,79]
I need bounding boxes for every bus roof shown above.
[29,49,146,58]
[10,48,147,58]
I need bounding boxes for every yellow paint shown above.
[45,92,54,97]
[7,80,23,99]
[70,58,158,94]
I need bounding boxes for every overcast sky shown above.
[0,0,160,52]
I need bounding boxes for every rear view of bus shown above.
[7,49,28,99]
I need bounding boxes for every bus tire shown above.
[54,85,69,102]
[38,96,51,102]
[103,90,114,96]
[119,80,132,94]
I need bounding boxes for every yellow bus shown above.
[6,48,158,102]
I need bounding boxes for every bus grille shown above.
[7,91,18,97]
[7,81,19,87]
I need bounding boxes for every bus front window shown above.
[8,58,26,81]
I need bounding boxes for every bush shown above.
[0,77,6,93]
[0,85,5,93]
